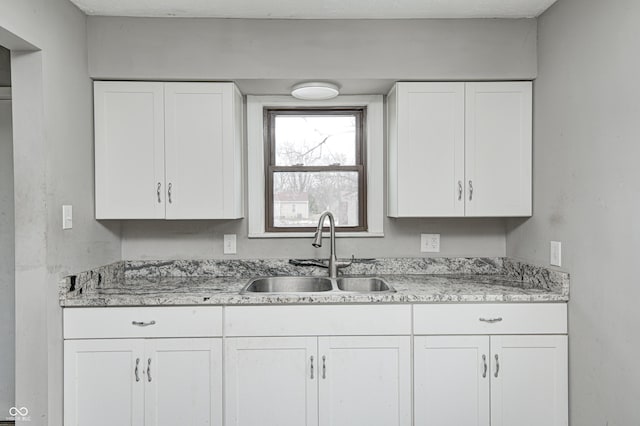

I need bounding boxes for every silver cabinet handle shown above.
[482,355,487,378]
[135,358,140,382]
[167,182,173,204]
[147,358,152,382]
[458,181,463,201]
[494,354,500,378]
[479,317,503,323]
[322,355,326,379]
[157,182,162,203]
[132,320,156,327]
[469,180,474,201]
[310,356,314,379]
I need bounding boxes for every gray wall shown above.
[122,219,507,260]
[0,1,122,424]
[0,46,9,86]
[89,16,536,260]
[506,0,640,424]
[88,17,538,84]
[0,97,14,417]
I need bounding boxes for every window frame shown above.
[264,107,368,233]
[246,95,384,239]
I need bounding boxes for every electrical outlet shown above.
[421,234,440,253]
[224,234,237,255]
[550,241,562,266]
[62,205,73,230]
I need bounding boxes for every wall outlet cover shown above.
[62,205,73,230]
[224,234,237,255]
[550,241,562,267]
[421,234,440,253]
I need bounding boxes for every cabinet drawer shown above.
[63,307,223,339]
[225,305,412,336]
[413,303,567,335]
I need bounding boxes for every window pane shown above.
[274,115,357,166]
[273,172,360,227]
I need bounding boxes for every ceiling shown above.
[70,0,559,19]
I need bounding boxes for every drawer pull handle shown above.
[322,355,326,379]
[310,356,314,379]
[494,354,500,378]
[482,354,487,378]
[132,320,156,327]
[479,317,503,323]
[134,358,140,382]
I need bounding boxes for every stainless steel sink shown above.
[241,276,334,294]
[240,276,395,294]
[336,277,393,293]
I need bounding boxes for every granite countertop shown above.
[60,258,570,307]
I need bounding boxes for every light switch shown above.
[224,234,237,255]
[550,241,562,266]
[421,234,440,253]
[62,205,73,230]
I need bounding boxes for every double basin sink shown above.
[240,276,395,294]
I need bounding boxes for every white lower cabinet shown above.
[64,338,222,426]
[414,335,568,426]
[225,337,318,426]
[490,336,568,426]
[225,336,411,426]
[414,336,490,426]
[64,339,145,426]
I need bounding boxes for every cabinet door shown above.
[94,81,166,219]
[144,338,222,426]
[491,335,568,426]
[465,82,532,217]
[64,339,144,426]
[414,336,490,426]
[318,336,411,426]
[164,83,242,219]
[389,82,465,217]
[225,337,318,426]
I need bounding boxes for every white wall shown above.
[506,0,640,424]
[0,1,122,424]
[0,97,14,417]
[89,16,536,260]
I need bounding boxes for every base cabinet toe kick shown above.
[63,303,567,426]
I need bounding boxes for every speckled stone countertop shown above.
[60,258,569,307]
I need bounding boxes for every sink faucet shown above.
[312,211,353,278]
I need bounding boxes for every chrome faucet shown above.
[312,211,353,278]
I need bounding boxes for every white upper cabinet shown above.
[465,82,532,217]
[94,81,244,220]
[94,82,166,219]
[387,81,532,217]
[388,83,465,217]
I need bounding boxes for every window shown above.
[265,108,367,232]
[247,95,383,238]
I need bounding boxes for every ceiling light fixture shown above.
[291,82,340,100]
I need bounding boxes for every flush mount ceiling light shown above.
[291,82,340,100]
